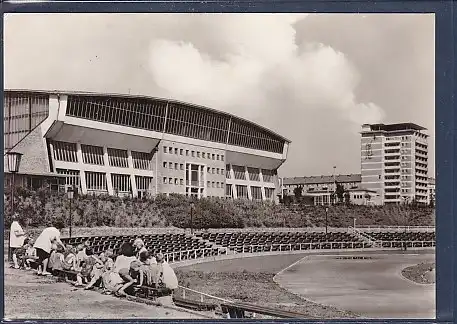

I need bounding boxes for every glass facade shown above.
[4,92,49,150]
[65,94,285,154]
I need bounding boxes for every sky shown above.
[4,13,435,178]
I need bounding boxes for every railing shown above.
[348,226,381,248]
[176,285,232,305]
[356,225,435,232]
[225,240,436,254]
[163,247,229,263]
[378,240,435,248]
[231,241,372,253]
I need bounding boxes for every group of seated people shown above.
[15,236,179,298]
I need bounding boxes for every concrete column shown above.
[57,95,68,120]
[76,143,87,195]
[245,166,252,200]
[103,146,114,195]
[259,168,266,201]
[127,150,138,198]
[229,164,237,199]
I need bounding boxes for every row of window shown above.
[225,184,275,200]
[57,169,154,192]
[51,141,154,170]
[353,194,366,199]
[162,161,226,176]
[229,165,275,182]
[163,145,225,161]
[163,177,185,186]
[66,95,285,154]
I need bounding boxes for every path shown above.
[4,266,203,320]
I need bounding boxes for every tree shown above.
[283,195,293,206]
[429,193,435,208]
[293,186,303,200]
[335,182,345,203]
[344,191,351,206]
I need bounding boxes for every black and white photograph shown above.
[3,13,435,320]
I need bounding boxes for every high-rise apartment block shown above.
[360,123,429,205]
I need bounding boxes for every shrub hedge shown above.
[3,188,435,230]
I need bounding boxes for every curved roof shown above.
[5,89,291,144]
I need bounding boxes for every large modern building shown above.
[3,90,290,201]
[360,123,429,204]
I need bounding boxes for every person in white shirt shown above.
[33,226,66,276]
[9,213,26,269]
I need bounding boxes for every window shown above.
[262,169,274,182]
[212,168,215,174]
[208,153,211,159]
[174,148,178,155]
[207,181,211,187]
[197,152,201,158]
[56,169,80,188]
[169,162,173,168]
[202,152,206,158]
[180,179,184,185]
[191,151,195,157]
[221,169,225,175]
[251,186,262,200]
[168,147,173,154]
[207,167,211,173]
[248,167,260,181]
[4,92,49,150]
[52,141,78,163]
[221,155,224,161]
[212,154,215,160]
[180,149,183,155]
[175,163,178,170]
[264,187,275,200]
[212,182,215,188]
[107,148,128,168]
[226,184,233,197]
[236,185,248,199]
[175,178,179,185]
[186,150,189,156]
[180,164,184,170]
[135,176,154,192]
[66,95,166,133]
[85,172,107,192]
[163,177,167,184]
[168,178,173,184]
[111,174,132,193]
[163,162,167,168]
[216,168,220,175]
[132,151,154,170]
[233,165,246,180]
[217,154,220,160]
[81,144,104,165]
[226,165,231,179]
[163,146,167,153]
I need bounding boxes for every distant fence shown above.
[356,226,435,232]
[163,247,229,263]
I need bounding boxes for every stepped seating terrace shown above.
[61,233,227,262]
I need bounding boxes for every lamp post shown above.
[190,202,195,235]
[67,186,74,238]
[325,207,329,235]
[6,151,22,262]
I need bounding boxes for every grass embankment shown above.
[175,255,360,319]
[402,262,435,284]
[5,188,435,231]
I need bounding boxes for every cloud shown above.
[147,14,385,128]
